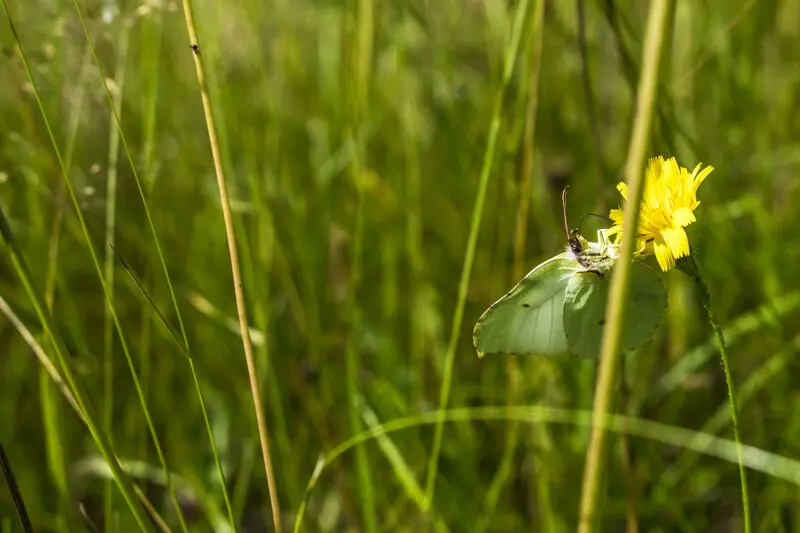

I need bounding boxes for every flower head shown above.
[607,156,713,271]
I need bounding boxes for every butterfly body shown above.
[567,228,617,276]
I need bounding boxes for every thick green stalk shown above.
[678,253,751,531]
[577,0,670,531]
[177,1,281,529]
[424,0,531,508]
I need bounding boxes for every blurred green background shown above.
[2,0,800,531]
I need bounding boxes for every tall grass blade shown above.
[358,397,449,533]
[176,1,281,529]
[297,405,800,528]
[578,0,671,530]
[424,0,532,508]
[477,0,546,529]
[101,22,129,531]
[0,205,149,530]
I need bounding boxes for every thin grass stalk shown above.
[344,169,376,532]
[476,1,546,529]
[136,0,163,471]
[343,0,377,528]
[240,15,297,500]
[138,4,163,460]
[67,1,239,528]
[0,4,157,529]
[398,18,425,405]
[136,297,154,459]
[133,485,171,533]
[233,204,285,514]
[576,0,607,207]
[520,5,557,528]
[238,135,297,508]
[678,253,750,531]
[141,9,163,197]
[7,3,190,528]
[618,376,639,533]
[0,294,82,420]
[423,0,532,508]
[252,190,296,510]
[102,23,129,530]
[512,4,545,283]
[39,43,92,519]
[0,438,34,533]
[0,295,174,531]
[177,1,281,529]
[0,211,149,530]
[577,0,670,531]
[405,134,424,403]
[296,404,800,530]
[358,399,450,533]
[113,245,241,533]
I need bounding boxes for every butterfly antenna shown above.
[578,212,614,233]
[561,186,571,240]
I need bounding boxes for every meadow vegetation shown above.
[1,0,799,531]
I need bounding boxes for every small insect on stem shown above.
[190,44,200,55]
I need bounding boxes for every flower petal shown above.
[607,155,710,270]
[672,206,696,227]
[661,227,690,262]
[693,165,713,191]
[653,237,673,271]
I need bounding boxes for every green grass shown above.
[2,0,800,531]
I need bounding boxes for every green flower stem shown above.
[678,252,751,532]
[577,0,670,530]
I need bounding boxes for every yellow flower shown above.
[607,156,713,271]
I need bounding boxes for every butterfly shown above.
[473,187,667,359]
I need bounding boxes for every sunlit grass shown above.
[1,0,798,531]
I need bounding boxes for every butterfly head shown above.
[567,229,583,256]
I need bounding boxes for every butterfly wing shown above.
[473,254,579,358]
[563,260,667,358]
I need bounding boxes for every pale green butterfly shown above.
[473,187,667,359]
